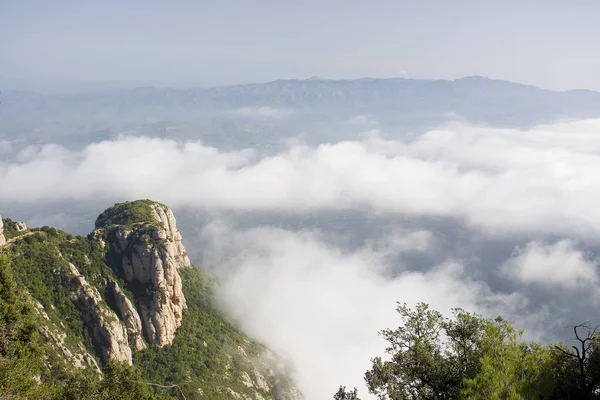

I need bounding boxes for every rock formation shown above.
[108,281,146,351]
[95,201,190,347]
[35,302,102,373]
[66,263,132,365]
[0,217,5,246]
[15,220,27,232]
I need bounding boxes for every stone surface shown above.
[0,217,5,246]
[108,281,146,351]
[35,302,102,373]
[66,263,132,365]
[101,203,190,347]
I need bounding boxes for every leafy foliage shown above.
[461,318,553,399]
[334,386,360,399]
[1,217,23,240]
[134,266,276,399]
[362,303,600,400]
[365,303,488,400]
[94,200,164,229]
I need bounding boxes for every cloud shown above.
[501,240,598,289]
[200,222,537,399]
[2,119,600,239]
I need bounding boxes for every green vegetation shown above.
[134,266,276,399]
[94,200,164,229]
[4,226,129,355]
[0,253,160,399]
[343,302,600,400]
[6,229,92,350]
[0,211,291,399]
[334,386,359,399]
[2,217,23,240]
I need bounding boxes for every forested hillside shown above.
[0,200,301,400]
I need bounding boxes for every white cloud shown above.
[501,240,598,289]
[3,119,600,238]
[201,223,536,399]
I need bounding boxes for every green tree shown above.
[461,318,554,400]
[0,253,60,399]
[334,385,360,399]
[364,303,488,400]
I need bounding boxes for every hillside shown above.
[0,200,302,399]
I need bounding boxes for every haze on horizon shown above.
[2,0,600,91]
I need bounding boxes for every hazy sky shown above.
[2,0,600,90]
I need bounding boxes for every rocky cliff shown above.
[108,280,146,351]
[0,201,303,400]
[0,217,5,245]
[66,262,133,364]
[94,201,190,347]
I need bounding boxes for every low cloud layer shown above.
[3,119,600,238]
[200,222,539,399]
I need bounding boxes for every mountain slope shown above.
[0,201,302,399]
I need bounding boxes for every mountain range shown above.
[4,76,600,151]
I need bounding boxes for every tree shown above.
[461,318,554,399]
[364,303,489,400]
[334,385,360,400]
[549,323,600,400]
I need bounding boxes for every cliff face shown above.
[96,202,190,347]
[66,263,133,365]
[108,281,146,351]
[34,301,102,374]
[0,217,5,245]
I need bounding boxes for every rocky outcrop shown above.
[39,325,102,373]
[98,202,190,347]
[108,281,146,351]
[0,217,27,245]
[0,217,5,246]
[15,220,27,232]
[34,302,102,374]
[66,263,132,365]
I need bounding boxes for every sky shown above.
[2,0,600,90]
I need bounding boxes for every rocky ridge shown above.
[94,201,190,348]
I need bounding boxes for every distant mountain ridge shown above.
[3,75,600,149]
